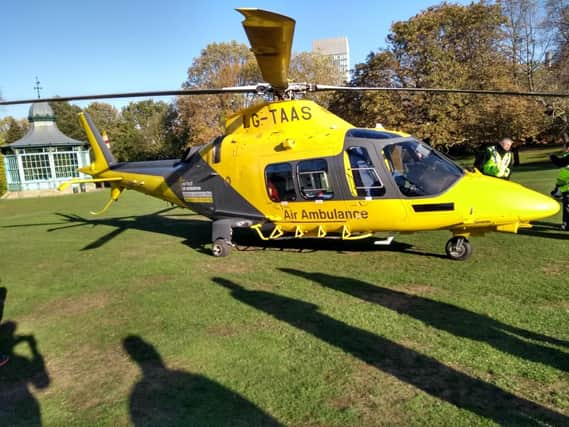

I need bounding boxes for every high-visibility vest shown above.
[557,152,569,192]
[483,145,513,178]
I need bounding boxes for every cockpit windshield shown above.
[383,140,463,197]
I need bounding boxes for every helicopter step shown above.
[373,236,395,245]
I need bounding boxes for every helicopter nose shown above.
[459,174,559,226]
[515,188,559,222]
[483,177,558,223]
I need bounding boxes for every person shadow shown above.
[280,269,569,372]
[123,335,282,427]
[0,287,50,426]
[212,277,568,426]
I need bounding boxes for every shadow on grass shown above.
[532,220,563,229]
[47,210,212,253]
[0,287,50,426]
[519,220,569,240]
[281,269,569,368]
[213,277,568,426]
[231,228,425,255]
[5,209,449,258]
[123,335,281,426]
[519,229,569,240]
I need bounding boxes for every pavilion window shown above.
[5,156,20,183]
[54,152,80,178]
[22,153,51,181]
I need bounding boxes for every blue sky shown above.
[1,0,470,120]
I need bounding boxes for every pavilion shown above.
[1,102,93,195]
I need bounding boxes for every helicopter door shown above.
[341,142,409,231]
[343,146,385,198]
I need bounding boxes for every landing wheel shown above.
[212,239,232,257]
[445,236,472,261]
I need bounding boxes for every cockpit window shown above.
[383,140,463,197]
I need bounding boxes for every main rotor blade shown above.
[0,86,259,106]
[314,85,569,98]
[237,8,295,91]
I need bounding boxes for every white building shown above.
[1,102,92,195]
[312,37,350,82]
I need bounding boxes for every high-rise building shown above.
[312,37,350,82]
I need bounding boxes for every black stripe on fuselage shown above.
[412,203,455,212]
[110,159,181,177]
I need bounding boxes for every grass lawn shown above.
[0,146,567,426]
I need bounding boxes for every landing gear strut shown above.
[211,219,234,257]
[210,218,254,257]
[445,236,472,261]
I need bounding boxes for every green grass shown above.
[0,147,567,426]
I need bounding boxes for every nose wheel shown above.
[445,236,472,261]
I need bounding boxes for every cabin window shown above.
[297,159,333,200]
[345,147,385,197]
[265,163,296,202]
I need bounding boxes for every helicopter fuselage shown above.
[79,99,558,259]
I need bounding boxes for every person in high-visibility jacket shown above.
[481,138,514,179]
[550,143,569,230]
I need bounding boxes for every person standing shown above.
[481,138,514,179]
[550,143,569,230]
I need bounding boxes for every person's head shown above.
[499,138,513,151]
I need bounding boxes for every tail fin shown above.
[78,112,116,175]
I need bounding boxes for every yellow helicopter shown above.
[0,8,561,260]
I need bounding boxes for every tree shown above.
[177,41,261,146]
[177,42,347,145]
[85,102,121,136]
[49,101,85,141]
[160,103,189,159]
[545,0,569,53]
[329,51,407,130]
[289,51,344,107]
[0,116,28,195]
[109,100,184,161]
[1,117,28,145]
[531,1,569,141]
[499,0,548,91]
[329,2,545,149]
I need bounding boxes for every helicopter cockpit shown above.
[382,139,463,197]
